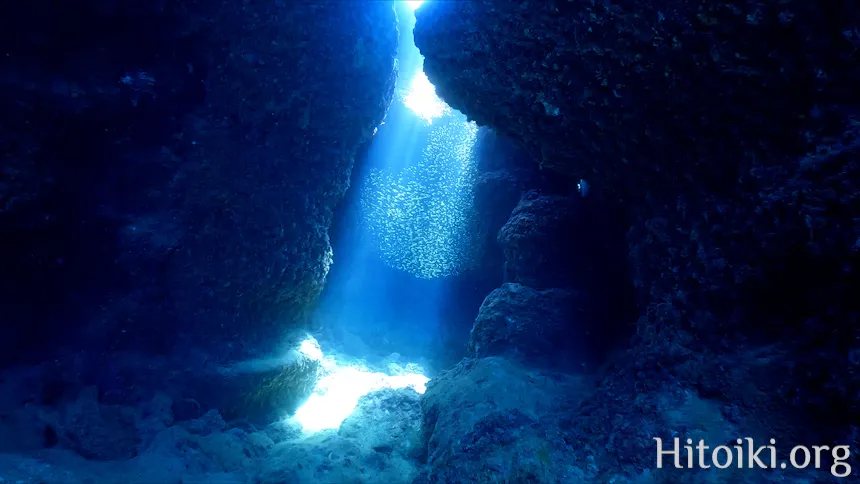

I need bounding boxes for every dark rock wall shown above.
[416,0,859,203]
[469,128,535,272]
[469,283,603,369]
[0,1,398,365]
[498,191,584,289]
[415,0,859,479]
[160,2,398,357]
[493,190,636,366]
[0,0,208,365]
[446,126,635,368]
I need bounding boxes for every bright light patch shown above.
[290,338,429,433]
[402,71,450,124]
[298,338,323,361]
[405,0,424,11]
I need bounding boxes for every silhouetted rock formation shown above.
[0,1,399,365]
[415,1,859,481]
[498,191,580,289]
[414,356,587,484]
[470,284,573,364]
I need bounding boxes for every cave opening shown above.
[291,0,485,433]
[1,0,856,481]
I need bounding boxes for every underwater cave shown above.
[0,0,858,483]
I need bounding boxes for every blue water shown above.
[312,2,480,367]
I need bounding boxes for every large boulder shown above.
[0,0,399,365]
[414,356,589,484]
[158,1,399,355]
[415,0,860,203]
[496,191,637,341]
[497,191,580,289]
[470,129,537,256]
[188,349,322,424]
[469,283,603,369]
[338,388,423,462]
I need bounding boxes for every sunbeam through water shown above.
[313,0,481,367]
[402,71,450,124]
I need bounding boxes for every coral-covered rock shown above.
[469,283,602,369]
[135,393,174,450]
[474,171,523,238]
[415,1,860,480]
[0,0,399,366]
[470,129,538,242]
[159,1,399,356]
[497,191,580,289]
[469,169,525,273]
[0,404,56,453]
[338,388,423,460]
[415,0,860,202]
[415,356,587,483]
[415,0,860,467]
[179,409,227,437]
[0,0,212,366]
[190,350,321,424]
[497,190,635,299]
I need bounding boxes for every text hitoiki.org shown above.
[654,437,852,478]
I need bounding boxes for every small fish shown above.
[119,71,157,107]
[578,178,590,197]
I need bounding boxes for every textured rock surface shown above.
[338,388,423,460]
[497,189,635,316]
[414,356,589,484]
[257,389,422,484]
[498,191,580,289]
[159,2,398,356]
[184,349,322,424]
[0,360,424,484]
[469,283,586,368]
[415,0,860,201]
[56,387,141,461]
[0,0,398,365]
[415,0,860,481]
